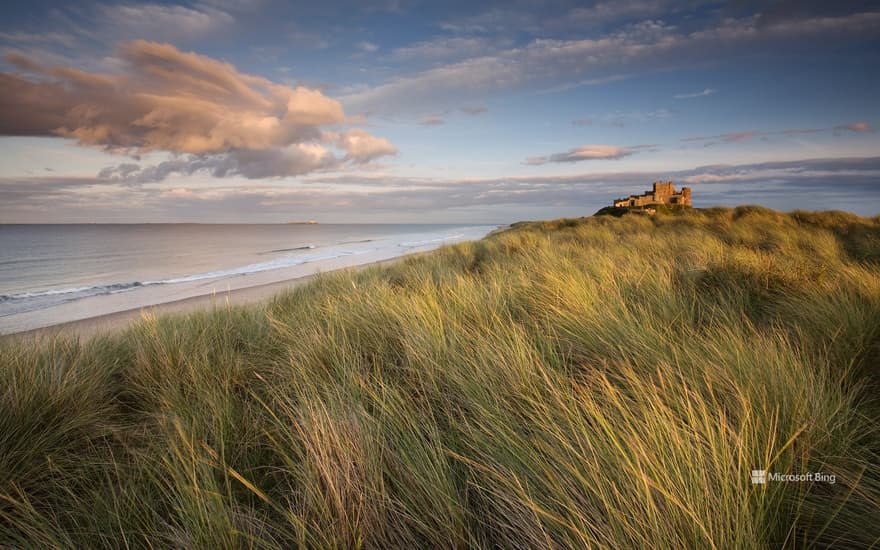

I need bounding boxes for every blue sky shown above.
[0,0,878,222]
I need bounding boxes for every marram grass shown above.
[1,206,879,548]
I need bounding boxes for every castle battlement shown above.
[613,181,691,208]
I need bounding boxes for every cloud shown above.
[419,115,445,126]
[678,156,880,186]
[343,21,681,113]
[683,130,763,145]
[684,122,877,146]
[674,88,716,99]
[288,28,330,50]
[525,145,640,165]
[721,131,755,142]
[7,156,880,222]
[438,8,542,35]
[573,117,593,126]
[836,121,874,133]
[460,106,488,116]
[391,37,495,61]
[681,131,746,143]
[249,46,286,63]
[550,0,700,30]
[335,129,397,162]
[598,109,672,127]
[437,1,713,38]
[96,144,339,183]
[0,40,396,180]
[95,130,398,183]
[536,73,635,95]
[342,10,880,114]
[781,127,826,136]
[0,31,79,49]
[90,2,236,44]
[362,0,406,14]
[356,41,379,53]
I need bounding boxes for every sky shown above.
[0,0,878,223]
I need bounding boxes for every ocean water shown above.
[0,224,497,333]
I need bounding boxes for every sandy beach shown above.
[1,225,501,339]
[0,252,410,341]
[1,257,404,343]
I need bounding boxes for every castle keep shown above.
[613,181,692,208]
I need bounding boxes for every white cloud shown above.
[391,37,496,61]
[357,41,380,53]
[674,88,716,99]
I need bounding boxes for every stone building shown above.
[613,181,692,208]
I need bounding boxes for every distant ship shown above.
[286,220,319,224]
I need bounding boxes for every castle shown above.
[612,181,691,208]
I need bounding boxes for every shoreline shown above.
[1,256,405,343]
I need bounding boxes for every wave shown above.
[0,281,145,303]
[338,238,375,245]
[261,244,316,254]
[399,234,464,248]
[1,225,496,318]
[0,281,152,317]
[158,248,373,284]
[0,247,375,316]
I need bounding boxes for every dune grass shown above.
[1,206,879,548]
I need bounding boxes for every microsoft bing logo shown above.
[750,469,836,484]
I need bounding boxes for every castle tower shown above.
[681,187,692,206]
[652,181,674,200]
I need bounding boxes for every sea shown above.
[0,223,498,334]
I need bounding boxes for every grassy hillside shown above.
[2,206,879,548]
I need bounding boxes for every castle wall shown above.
[612,181,692,208]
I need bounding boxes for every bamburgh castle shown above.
[613,181,692,208]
